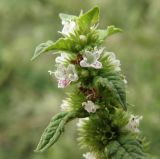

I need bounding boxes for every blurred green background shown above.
[0,0,160,158]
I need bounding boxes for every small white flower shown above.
[80,48,104,69]
[60,100,70,111]
[49,64,78,88]
[76,118,89,128]
[61,19,76,36]
[83,152,97,159]
[123,79,128,84]
[82,101,99,113]
[55,53,70,64]
[106,52,121,71]
[125,115,143,133]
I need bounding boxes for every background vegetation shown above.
[0,0,159,158]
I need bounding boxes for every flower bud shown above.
[75,44,81,51]
[81,69,89,78]
[79,35,87,44]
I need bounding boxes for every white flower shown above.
[123,79,128,84]
[106,52,121,71]
[49,64,78,88]
[125,115,143,133]
[83,152,97,159]
[76,118,89,128]
[60,100,70,111]
[80,48,104,69]
[82,101,99,113]
[61,19,76,36]
[55,53,70,64]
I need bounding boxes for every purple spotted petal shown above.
[92,61,102,69]
[58,79,71,88]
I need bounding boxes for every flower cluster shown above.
[49,47,105,88]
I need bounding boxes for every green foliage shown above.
[94,53,127,110]
[78,108,147,158]
[35,111,77,152]
[77,7,99,32]
[78,110,110,152]
[96,25,122,43]
[78,109,129,153]
[31,40,54,60]
[31,38,76,60]
[110,108,129,128]
[105,135,146,159]
[94,75,126,110]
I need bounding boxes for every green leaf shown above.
[31,40,54,60]
[106,72,126,110]
[105,135,146,159]
[59,13,77,21]
[31,38,76,60]
[94,75,127,110]
[96,25,122,42]
[35,111,77,152]
[77,7,99,31]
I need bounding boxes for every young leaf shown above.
[96,25,122,42]
[31,40,54,60]
[35,111,77,152]
[31,38,76,60]
[77,7,99,32]
[48,38,76,51]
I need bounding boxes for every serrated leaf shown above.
[96,25,122,42]
[95,75,127,110]
[77,7,99,32]
[35,111,77,152]
[106,135,146,159]
[31,38,76,60]
[106,72,126,110]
